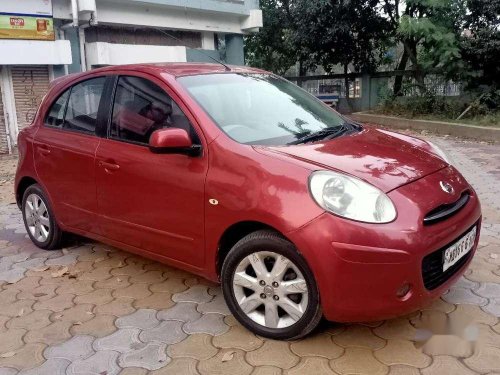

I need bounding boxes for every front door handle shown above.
[98,160,120,172]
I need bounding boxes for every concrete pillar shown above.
[361,74,371,111]
[224,34,244,66]
[201,32,215,50]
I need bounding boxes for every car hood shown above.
[258,127,448,192]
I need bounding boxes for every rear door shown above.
[95,74,208,267]
[34,76,108,233]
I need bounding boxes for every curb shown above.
[350,112,500,143]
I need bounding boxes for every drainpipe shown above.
[71,0,79,27]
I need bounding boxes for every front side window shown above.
[178,73,347,145]
[64,77,106,134]
[110,76,197,145]
[45,90,70,128]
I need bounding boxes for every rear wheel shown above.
[221,230,322,340]
[22,184,63,250]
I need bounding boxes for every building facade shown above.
[0,0,262,153]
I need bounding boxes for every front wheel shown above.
[221,230,322,340]
[22,184,63,250]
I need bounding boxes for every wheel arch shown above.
[215,220,287,278]
[16,176,39,208]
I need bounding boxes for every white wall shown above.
[85,42,187,67]
[0,40,72,65]
[52,0,261,34]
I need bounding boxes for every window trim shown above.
[43,87,70,129]
[43,76,108,137]
[106,74,202,149]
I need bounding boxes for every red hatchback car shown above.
[15,63,481,339]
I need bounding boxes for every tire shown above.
[221,230,322,340]
[22,184,63,250]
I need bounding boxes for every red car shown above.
[15,63,481,340]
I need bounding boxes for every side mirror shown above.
[149,128,201,156]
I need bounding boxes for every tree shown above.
[244,0,298,75]
[460,0,500,88]
[289,0,392,99]
[383,0,464,95]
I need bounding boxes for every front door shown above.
[34,76,107,233]
[95,75,207,267]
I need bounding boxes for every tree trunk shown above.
[404,39,426,95]
[393,48,409,96]
[298,59,306,87]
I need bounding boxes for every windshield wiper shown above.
[287,124,349,145]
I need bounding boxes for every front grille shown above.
[421,223,477,291]
[423,191,470,225]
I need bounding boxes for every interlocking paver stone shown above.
[172,285,212,303]
[93,328,142,353]
[0,328,26,354]
[246,341,299,369]
[157,302,201,323]
[116,309,160,329]
[95,297,136,317]
[287,357,335,375]
[7,309,52,330]
[71,314,117,338]
[66,350,121,375]
[212,323,264,352]
[197,293,231,315]
[332,325,386,350]
[482,298,500,317]
[291,333,344,359]
[421,355,476,375]
[150,358,199,375]
[45,254,78,266]
[330,347,388,375]
[118,342,170,370]
[442,286,489,306]
[183,313,229,336]
[198,349,253,375]
[140,320,187,344]
[12,258,46,271]
[24,321,73,345]
[19,358,70,375]
[167,334,218,360]
[45,335,95,362]
[375,339,431,368]
[0,368,17,375]
[0,269,26,284]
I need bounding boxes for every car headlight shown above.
[309,171,397,223]
[427,141,451,164]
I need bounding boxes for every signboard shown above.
[0,0,54,41]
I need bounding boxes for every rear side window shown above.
[45,90,70,128]
[64,77,106,134]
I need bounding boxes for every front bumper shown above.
[287,166,482,322]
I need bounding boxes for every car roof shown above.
[52,63,269,85]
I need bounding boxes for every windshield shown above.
[177,73,347,146]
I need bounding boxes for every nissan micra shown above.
[15,63,481,339]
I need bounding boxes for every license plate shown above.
[443,226,477,272]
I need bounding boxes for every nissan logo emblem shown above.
[440,181,454,194]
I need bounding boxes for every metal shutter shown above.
[0,82,8,154]
[11,66,50,131]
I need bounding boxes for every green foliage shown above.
[244,0,297,75]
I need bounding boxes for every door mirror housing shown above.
[149,128,201,156]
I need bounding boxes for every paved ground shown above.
[0,132,499,375]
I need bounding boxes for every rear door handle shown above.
[99,160,120,172]
[37,145,51,156]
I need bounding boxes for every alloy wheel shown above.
[232,251,309,329]
[24,193,51,242]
